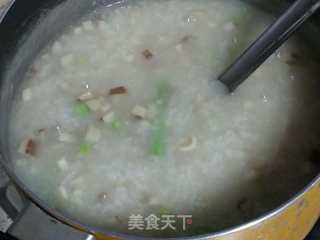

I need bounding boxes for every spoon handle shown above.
[219,0,320,92]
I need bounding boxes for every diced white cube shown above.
[178,136,197,152]
[102,112,115,123]
[57,157,69,171]
[85,98,102,112]
[131,105,148,119]
[22,88,32,101]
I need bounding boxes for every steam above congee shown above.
[10,0,320,237]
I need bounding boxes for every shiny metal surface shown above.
[0,0,18,234]
[0,173,11,232]
[8,203,96,240]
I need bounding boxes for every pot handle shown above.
[5,202,96,240]
[0,182,95,240]
[0,183,95,240]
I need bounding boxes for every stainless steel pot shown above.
[0,1,320,239]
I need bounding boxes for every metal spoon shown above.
[218,0,320,92]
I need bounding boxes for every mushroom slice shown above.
[109,86,128,96]
[131,105,148,119]
[178,136,197,152]
[142,49,153,60]
[18,138,36,156]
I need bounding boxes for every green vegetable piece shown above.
[149,120,166,157]
[78,143,93,156]
[110,119,122,130]
[149,81,174,157]
[74,102,90,117]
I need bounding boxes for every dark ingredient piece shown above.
[181,35,192,43]
[142,49,153,60]
[25,139,36,156]
[36,128,46,140]
[37,129,46,134]
[97,192,108,202]
[109,86,128,95]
